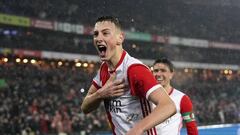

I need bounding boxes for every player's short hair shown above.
[153,57,174,72]
[95,16,122,30]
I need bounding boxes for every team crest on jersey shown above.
[126,113,139,122]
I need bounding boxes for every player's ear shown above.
[117,32,125,46]
[170,71,174,80]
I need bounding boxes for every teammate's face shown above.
[93,21,123,61]
[152,63,173,88]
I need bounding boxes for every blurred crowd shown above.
[1,0,240,43]
[0,61,109,135]
[0,59,239,135]
[0,29,239,64]
[173,69,240,125]
[0,0,240,43]
[0,1,240,135]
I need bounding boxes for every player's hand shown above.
[97,72,127,99]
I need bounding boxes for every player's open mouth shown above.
[156,76,164,81]
[97,45,107,57]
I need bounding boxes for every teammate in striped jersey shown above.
[152,58,199,135]
[81,16,176,135]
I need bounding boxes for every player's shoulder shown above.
[173,89,193,104]
[125,53,142,65]
[126,53,150,69]
[172,88,186,97]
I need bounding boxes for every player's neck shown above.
[164,85,173,94]
[107,49,124,71]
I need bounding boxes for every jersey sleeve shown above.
[180,95,199,135]
[127,64,161,99]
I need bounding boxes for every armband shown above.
[182,112,195,123]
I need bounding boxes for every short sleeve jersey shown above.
[92,51,162,135]
[154,88,198,135]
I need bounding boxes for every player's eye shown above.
[153,69,159,73]
[103,32,110,36]
[93,31,98,37]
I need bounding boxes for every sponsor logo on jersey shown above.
[105,99,123,113]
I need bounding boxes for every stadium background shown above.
[0,0,239,135]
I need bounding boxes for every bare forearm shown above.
[135,102,176,132]
[81,91,102,114]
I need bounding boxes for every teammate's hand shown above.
[97,72,127,99]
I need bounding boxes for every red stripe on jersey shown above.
[168,87,174,95]
[143,99,149,116]
[140,98,150,135]
[140,98,146,118]
[99,63,110,86]
[140,99,158,135]
[146,101,157,135]
[92,80,100,89]
[146,100,152,113]
[143,99,151,135]
[106,112,116,135]
[143,99,156,135]
[153,127,157,135]
[99,51,127,85]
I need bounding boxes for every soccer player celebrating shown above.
[152,58,199,135]
[81,16,176,135]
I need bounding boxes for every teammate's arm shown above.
[180,95,198,135]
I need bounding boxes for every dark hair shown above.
[95,16,122,30]
[153,57,174,72]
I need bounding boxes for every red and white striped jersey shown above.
[92,50,162,135]
[154,88,198,135]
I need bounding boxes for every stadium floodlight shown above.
[58,61,63,66]
[3,58,8,63]
[30,59,36,64]
[83,63,88,68]
[75,62,81,67]
[224,69,229,74]
[23,59,28,63]
[16,58,21,63]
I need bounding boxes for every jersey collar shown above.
[109,50,126,73]
[168,87,174,95]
